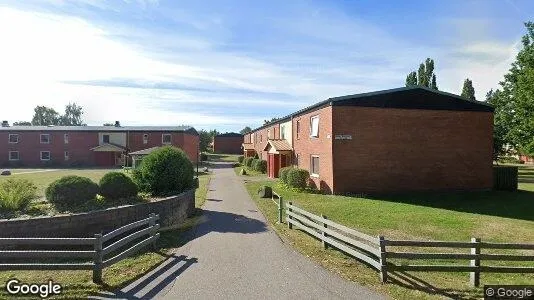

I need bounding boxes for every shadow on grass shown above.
[388,271,480,300]
[364,190,534,221]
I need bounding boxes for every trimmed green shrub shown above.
[244,157,254,168]
[254,160,267,173]
[99,172,138,201]
[0,179,37,211]
[251,158,260,171]
[132,146,194,196]
[46,176,99,210]
[279,166,293,184]
[287,168,310,189]
[238,156,244,164]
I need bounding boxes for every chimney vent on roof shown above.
[115,121,120,127]
[1,121,9,127]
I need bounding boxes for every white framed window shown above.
[267,129,271,139]
[143,134,149,144]
[64,133,69,144]
[40,151,51,161]
[162,134,172,144]
[64,151,69,161]
[311,155,320,177]
[296,120,300,139]
[8,134,19,144]
[281,125,285,140]
[295,153,299,167]
[9,151,19,161]
[310,116,319,138]
[40,134,50,144]
[102,134,110,144]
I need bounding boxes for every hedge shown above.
[238,156,244,164]
[244,157,254,168]
[253,159,267,173]
[286,168,310,189]
[99,172,138,201]
[279,167,293,184]
[46,176,99,211]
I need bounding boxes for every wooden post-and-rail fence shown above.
[0,213,160,283]
[285,201,534,287]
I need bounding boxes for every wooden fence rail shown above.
[285,202,534,287]
[0,213,160,283]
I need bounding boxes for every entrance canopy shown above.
[90,143,126,152]
[263,139,292,154]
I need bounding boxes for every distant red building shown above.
[0,122,199,167]
[213,133,243,154]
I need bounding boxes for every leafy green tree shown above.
[405,58,438,90]
[60,103,84,126]
[487,22,534,157]
[31,106,60,126]
[240,126,252,134]
[461,78,476,101]
[199,130,212,152]
[13,121,31,126]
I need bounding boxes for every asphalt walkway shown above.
[94,162,385,299]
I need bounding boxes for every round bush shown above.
[279,167,293,184]
[99,172,138,200]
[132,146,194,196]
[251,158,260,170]
[46,176,99,210]
[287,168,310,189]
[244,157,254,168]
[254,160,267,173]
[238,156,244,164]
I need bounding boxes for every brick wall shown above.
[213,136,243,154]
[332,106,494,194]
[0,190,195,238]
[292,105,334,193]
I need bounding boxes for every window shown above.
[40,134,50,144]
[311,155,320,176]
[143,134,148,144]
[102,134,110,144]
[267,130,271,139]
[310,116,319,137]
[8,134,19,143]
[281,125,285,140]
[296,120,300,139]
[295,153,299,167]
[162,134,172,144]
[64,134,69,144]
[260,135,262,142]
[9,151,19,161]
[40,151,51,161]
[64,151,69,161]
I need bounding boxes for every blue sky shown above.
[0,0,532,132]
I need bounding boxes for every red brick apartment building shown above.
[213,133,243,154]
[243,87,494,194]
[0,122,199,167]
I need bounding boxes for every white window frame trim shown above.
[310,115,319,138]
[64,133,69,144]
[162,133,172,145]
[310,155,320,177]
[9,151,19,161]
[102,134,110,144]
[40,151,51,161]
[8,134,19,144]
[143,134,149,144]
[64,151,69,161]
[40,134,50,144]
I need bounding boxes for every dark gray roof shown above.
[0,125,198,135]
[250,86,494,133]
[129,146,161,156]
[216,132,242,137]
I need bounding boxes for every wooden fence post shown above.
[278,196,283,224]
[287,201,293,229]
[470,237,481,287]
[93,233,103,284]
[322,214,328,249]
[149,213,157,251]
[379,236,388,283]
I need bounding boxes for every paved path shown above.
[96,162,385,299]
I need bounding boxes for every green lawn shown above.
[206,153,241,162]
[245,165,534,300]
[0,172,211,299]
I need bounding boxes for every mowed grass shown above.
[245,165,534,299]
[0,172,211,299]
[206,153,241,162]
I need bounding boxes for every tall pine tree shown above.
[461,78,476,101]
[405,58,438,90]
